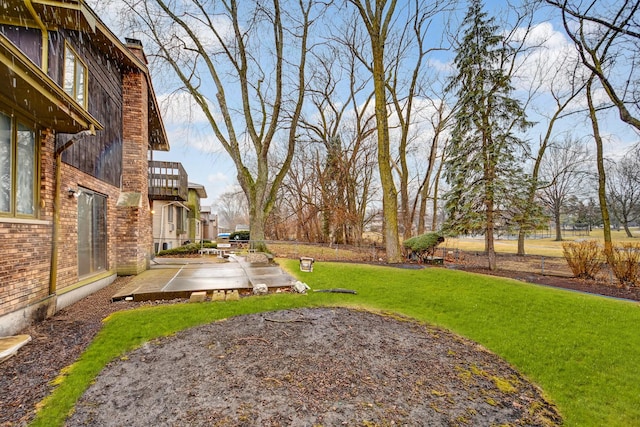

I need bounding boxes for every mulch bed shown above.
[1,255,637,426]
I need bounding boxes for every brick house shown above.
[0,0,169,335]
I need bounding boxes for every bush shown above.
[562,240,603,279]
[157,242,216,256]
[609,243,640,288]
[403,232,445,262]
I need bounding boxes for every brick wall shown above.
[0,130,54,320]
[56,163,120,291]
[117,66,153,275]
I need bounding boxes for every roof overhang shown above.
[0,32,102,133]
[188,183,208,199]
[0,0,169,150]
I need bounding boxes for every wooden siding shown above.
[0,25,42,68]
[57,29,123,187]
[47,31,63,85]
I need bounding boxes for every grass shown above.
[32,260,640,427]
[446,228,640,257]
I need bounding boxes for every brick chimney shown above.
[115,39,153,275]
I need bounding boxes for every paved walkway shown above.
[112,255,297,301]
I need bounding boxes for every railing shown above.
[148,160,188,201]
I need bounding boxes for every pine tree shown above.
[444,0,531,270]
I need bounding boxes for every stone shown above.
[225,290,240,301]
[253,283,268,295]
[189,291,207,302]
[292,281,310,294]
[211,291,225,301]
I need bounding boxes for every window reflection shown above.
[0,112,36,217]
[0,113,11,213]
[16,123,34,215]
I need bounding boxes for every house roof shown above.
[188,182,208,199]
[0,0,169,150]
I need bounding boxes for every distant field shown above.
[444,228,640,258]
[269,228,639,261]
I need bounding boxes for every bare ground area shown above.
[1,253,637,426]
[67,308,560,426]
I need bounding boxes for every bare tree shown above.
[275,138,323,241]
[384,1,453,239]
[214,189,250,231]
[514,35,588,253]
[299,37,377,245]
[120,0,321,250]
[606,151,640,237]
[547,0,640,131]
[347,0,403,262]
[538,136,592,241]
[415,96,454,234]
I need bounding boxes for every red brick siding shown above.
[0,131,54,317]
[117,68,153,275]
[55,163,120,291]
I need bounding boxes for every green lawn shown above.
[32,260,640,427]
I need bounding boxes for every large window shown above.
[63,44,87,108]
[78,189,107,277]
[177,206,186,234]
[0,111,37,217]
[167,204,174,223]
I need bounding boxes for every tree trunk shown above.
[587,77,613,261]
[372,22,401,262]
[249,206,267,252]
[431,155,444,232]
[485,223,497,271]
[485,179,497,271]
[554,204,563,241]
[517,229,525,256]
[417,134,440,234]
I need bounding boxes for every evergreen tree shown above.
[444,0,532,270]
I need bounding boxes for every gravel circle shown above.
[67,307,559,426]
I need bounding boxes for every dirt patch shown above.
[67,308,559,426]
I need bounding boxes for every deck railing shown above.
[148,160,188,201]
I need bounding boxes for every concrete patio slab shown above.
[112,255,297,301]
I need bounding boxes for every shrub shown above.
[562,240,603,279]
[609,243,640,288]
[157,242,215,256]
[403,232,445,262]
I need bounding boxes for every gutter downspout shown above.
[49,128,94,295]
[24,0,48,73]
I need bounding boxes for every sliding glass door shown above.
[78,190,107,277]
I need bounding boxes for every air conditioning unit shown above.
[169,223,175,232]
